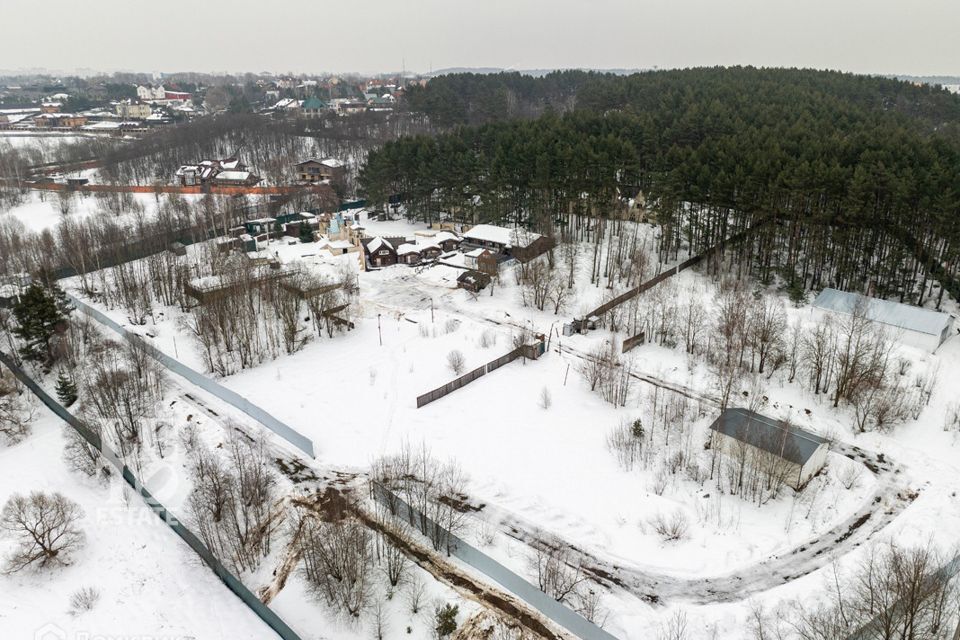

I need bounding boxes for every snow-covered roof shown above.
[366,237,393,252]
[812,288,952,337]
[320,158,344,168]
[397,243,421,255]
[710,408,827,466]
[215,170,254,181]
[220,159,240,170]
[417,241,441,251]
[463,224,541,249]
[434,231,460,243]
[464,248,489,258]
[81,121,122,131]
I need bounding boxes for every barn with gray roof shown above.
[709,408,829,489]
[811,288,953,353]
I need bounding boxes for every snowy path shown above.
[351,273,923,605]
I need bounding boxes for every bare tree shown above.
[579,343,613,392]
[659,610,690,640]
[1,491,85,572]
[782,541,959,640]
[538,386,552,410]
[404,572,427,615]
[300,516,373,620]
[529,535,586,603]
[0,369,34,444]
[447,349,466,376]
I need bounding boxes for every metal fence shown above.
[371,482,619,640]
[621,332,646,353]
[68,295,316,458]
[0,349,303,640]
[416,346,525,408]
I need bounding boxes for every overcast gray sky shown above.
[2,0,957,77]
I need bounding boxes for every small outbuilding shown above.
[811,288,954,353]
[709,408,828,490]
[457,270,491,293]
[397,243,422,265]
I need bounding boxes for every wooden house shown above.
[397,244,422,265]
[364,237,397,267]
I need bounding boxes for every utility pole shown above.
[430,298,434,323]
[377,313,382,346]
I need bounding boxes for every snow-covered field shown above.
[0,408,277,640]
[0,190,208,233]
[53,214,960,639]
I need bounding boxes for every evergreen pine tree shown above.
[12,284,71,364]
[434,603,459,639]
[55,370,78,407]
[299,221,314,243]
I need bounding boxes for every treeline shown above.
[403,70,599,126]
[403,67,960,133]
[363,68,960,305]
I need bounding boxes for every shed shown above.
[464,247,492,269]
[811,288,954,353]
[709,408,828,490]
[457,270,491,293]
[397,243,422,265]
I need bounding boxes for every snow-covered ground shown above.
[0,190,208,233]
[57,214,960,639]
[0,407,277,640]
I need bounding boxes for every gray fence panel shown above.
[416,347,523,408]
[0,350,303,640]
[371,483,619,640]
[68,295,315,459]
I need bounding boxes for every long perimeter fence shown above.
[371,481,620,640]
[0,349,304,640]
[67,295,316,458]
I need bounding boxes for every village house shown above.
[461,224,554,262]
[397,244,422,265]
[415,229,461,252]
[33,113,87,128]
[301,96,328,117]
[212,169,261,187]
[175,157,256,186]
[40,102,62,113]
[709,408,828,490]
[114,101,152,119]
[364,237,398,267]
[418,242,442,260]
[294,158,346,183]
[811,288,954,353]
[138,85,192,106]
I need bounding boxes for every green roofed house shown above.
[302,97,327,118]
[709,408,829,490]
